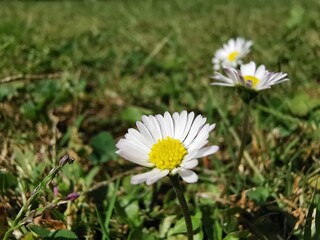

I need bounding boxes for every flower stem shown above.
[3,155,74,240]
[221,102,251,197]
[169,174,193,240]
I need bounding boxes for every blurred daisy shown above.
[212,37,253,70]
[212,61,289,91]
[116,111,219,185]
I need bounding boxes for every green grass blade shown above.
[105,178,120,230]
[94,205,110,240]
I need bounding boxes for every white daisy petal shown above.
[171,167,180,175]
[131,169,160,184]
[178,169,198,183]
[255,65,266,80]
[146,169,169,185]
[212,72,235,84]
[192,146,219,159]
[127,128,153,148]
[173,111,186,139]
[116,150,153,167]
[164,111,174,137]
[136,121,156,144]
[211,82,235,87]
[241,61,256,76]
[224,67,241,84]
[184,115,206,147]
[181,159,198,169]
[141,116,161,141]
[155,114,169,138]
[184,140,208,161]
[116,139,149,159]
[187,124,210,151]
[150,116,163,140]
[179,112,195,142]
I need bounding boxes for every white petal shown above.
[178,169,198,183]
[192,146,219,159]
[116,139,149,160]
[126,129,152,150]
[179,112,195,142]
[136,121,156,144]
[186,124,210,151]
[184,140,207,161]
[173,111,187,139]
[211,82,235,87]
[183,115,206,147]
[171,167,180,175]
[224,67,241,84]
[146,169,169,185]
[212,72,234,84]
[116,150,153,167]
[241,61,256,76]
[142,115,162,141]
[150,115,163,140]
[255,65,266,79]
[256,85,271,91]
[268,73,288,85]
[131,168,160,184]
[181,159,198,169]
[164,112,174,137]
[155,114,169,138]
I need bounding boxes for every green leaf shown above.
[23,232,36,240]
[0,172,18,193]
[51,209,67,222]
[45,229,78,240]
[223,235,239,240]
[0,85,19,101]
[223,230,250,239]
[89,131,117,164]
[125,200,142,228]
[19,101,39,120]
[286,6,305,28]
[222,214,238,233]
[286,91,320,117]
[28,225,50,238]
[159,216,176,238]
[247,186,270,204]
[127,228,142,240]
[168,214,201,236]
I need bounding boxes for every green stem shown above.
[3,155,73,240]
[222,102,251,197]
[169,174,193,240]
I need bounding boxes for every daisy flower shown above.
[212,61,289,91]
[212,37,253,71]
[116,111,219,185]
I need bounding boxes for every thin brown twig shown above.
[0,72,62,84]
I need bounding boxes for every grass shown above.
[0,0,320,239]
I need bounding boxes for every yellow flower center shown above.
[149,137,187,170]
[243,75,260,88]
[227,51,239,61]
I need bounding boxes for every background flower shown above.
[212,37,253,71]
[212,61,289,91]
